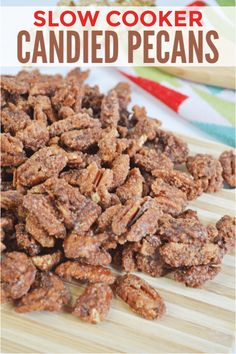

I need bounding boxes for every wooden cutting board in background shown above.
[159,67,235,89]
[1,135,235,354]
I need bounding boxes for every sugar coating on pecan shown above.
[32,251,62,271]
[0,190,23,210]
[112,197,162,243]
[219,150,236,188]
[216,215,236,252]
[136,253,167,278]
[114,274,166,320]
[63,232,111,266]
[151,178,187,216]
[134,147,174,173]
[111,82,131,110]
[55,261,115,284]
[1,252,36,300]
[154,129,189,164]
[130,105,161,141]
[16,272,71,313]
[72,283,113,324]
[116,168,144,203]
[23,193,66,245]
[16,146,68,187]
[16,120,49,152]
[111,154,130,189]
[1,133,26,167]
[158,214,208,244]
[60,127,103,152]
[1,106,31,135]
[152,169,202,201]
[49,113,101,138]
[78,162,113,207]
[173,265,221,288]
[0,216,14,252]
[82,85,104,117]
[15,223,42,256]
[35,177,101,233]
[160,242,223,267]
[187,154,223,193]
[100,90,120,128]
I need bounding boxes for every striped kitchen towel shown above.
[119,67,235,147]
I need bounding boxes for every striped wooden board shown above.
[1,135,235,354]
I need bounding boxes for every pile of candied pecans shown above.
[0,68,235,324]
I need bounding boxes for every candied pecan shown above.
[1,88,9,108]
[100,90,120,128]
[29,94,57,123]
[158,214,208,244]
[112,197,162,243]
[0,216,14,252]
[219,150,236,188]
[1,252,36,300]
[66,67,90,84]
[177,209,199,221]
[23,193,66,240]
[16,121,49,151]
[97,204,123,232]
[1,106,31,135]
[16,146,68,187]
[0,190,23,210]
[111,154,130,189]
[51,79,83,113]
[32,251,62,271]
[26,213,56,248]
[72,283,113,324]
[116,168,144,203]
[114,274,166,320]
[121,243,139,272]
[1,133,26,167]
[98,130,129,163]
[173,265,221,288]
[110,82,131,110]
[1,75,29,94]
[216,215,236,252]
[78,162,113,207]
[82,85,104,117]
[60,169,82,186]
[139,234,162,256]
[60,127,102,152]
[186,154,223,193]
[40,177,101,232]
[16,272,71,313]
[206,224,218,243]
[134,147,173,173]
[160,242,223,267]
[152,169,202,201]
[29,74,64,96]
[130,106,160,141]
[63,232,109,261]
[151,178,187,216]
[136,253,167,278]
[49,113,101,137]
[154,129,189,164]
[55,261,115,284]
[15,223,42,256]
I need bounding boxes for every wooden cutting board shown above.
[159,67,235,89]
[1,135,235,354]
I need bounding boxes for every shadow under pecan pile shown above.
[1,68,235,324]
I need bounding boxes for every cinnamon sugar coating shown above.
[1,68,233,323]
